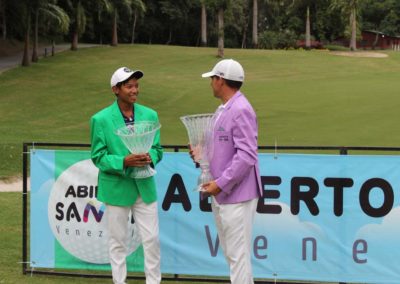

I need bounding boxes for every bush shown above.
[258,30,297,49]
[324,44,349,51]
[296,39,324,49]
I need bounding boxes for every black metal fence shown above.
[22,142,400,284]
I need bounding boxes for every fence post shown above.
[22,143,28,275]
[339,146,347,284]
[51,41,55,56]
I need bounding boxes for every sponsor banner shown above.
[30,150,143,271]
[30,150,400,283]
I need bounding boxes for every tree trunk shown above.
[31,9,39,62]
[22,15,31,67]
[372,33,379,50]
[252,0,258,48]
[111,11,118,46]
[98,20,103,44]
[71,30,78,50]
[131,10,137,44]
[241,25,247,49]
[96,10,103,45]
[217,7,224,58]
[0,0,6,40]
[200,3,207,46]
[349,7,357,51]
[166,27,172,45]
[305,6,311,50]
[242,6,250,49]
[71,2,80,51]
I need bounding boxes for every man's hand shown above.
[124,153,151,167]
[201,181,221,196]
[188,144,200,168]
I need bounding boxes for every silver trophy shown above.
[115,121,161,179]
[180,113,215,191]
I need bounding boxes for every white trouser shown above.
[106,197,161,284]
[211,197,258,284]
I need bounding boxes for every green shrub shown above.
[324,44,349,51]
[259,30,297,49]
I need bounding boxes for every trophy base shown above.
[130,166,157,179]
[193,185,207,192]
[193,165,213,192]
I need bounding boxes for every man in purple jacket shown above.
[200,59,263,284]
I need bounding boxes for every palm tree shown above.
[22,18,31,66]
[21,0,31,66]
[31,0,42,62]
[31,0,69,62]
[208,0,229,57]
[349,4,357,51]
[331,0,359,51]
[200,0,207,46]
[130,0,146,44]
[218,0,231,57]
[109,0,132,47]
[217,6,224,57]
[252,0,258,48]
[93,0,112,44]
[70,0,86,51]
[305,5,311,49]
[111,8,118,46]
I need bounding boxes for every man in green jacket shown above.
[90,67,163,284]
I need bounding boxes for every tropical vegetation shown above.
[1,0,400,60]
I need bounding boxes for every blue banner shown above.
[30,150,400,283]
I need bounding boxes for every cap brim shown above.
[201,71,215,78]
[131,70,144,79]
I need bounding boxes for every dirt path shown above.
[0,178,29,192]
[0,43,100,74]
[330,51,389,58]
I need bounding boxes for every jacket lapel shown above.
[215,91,242,127]
[134,104,144,122]
[111,101,144,129]
[111,101,125,130]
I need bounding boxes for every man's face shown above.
[113,78,139,104]
[210,76,222,98]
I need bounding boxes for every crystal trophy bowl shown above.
[115,121,161,179]
[180,113,215,191]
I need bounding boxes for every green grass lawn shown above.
[1,45,400,179]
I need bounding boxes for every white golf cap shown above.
[110,67,143,87]
[202,59,244,82]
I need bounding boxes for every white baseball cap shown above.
[202,59,244,82]
[110,67,143,87]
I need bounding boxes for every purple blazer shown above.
[209,91,263,204]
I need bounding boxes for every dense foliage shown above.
[1,0,400,50]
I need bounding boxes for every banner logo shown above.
[47,159,141,264]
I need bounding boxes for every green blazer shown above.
[90,100,163,206]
